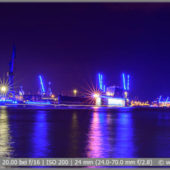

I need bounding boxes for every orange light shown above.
[51,94,55,98]
[106,92,114,96]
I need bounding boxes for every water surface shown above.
[0,106,170,158]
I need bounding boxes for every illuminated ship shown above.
[93,73,130,107]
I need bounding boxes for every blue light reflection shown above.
[32,111,49,158]
[114,112,135,158]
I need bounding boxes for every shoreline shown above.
[0,104,170,111]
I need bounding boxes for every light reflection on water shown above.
[86,110,135,158]
[1,107,170,158]
[114,113,135,158]
[87,111,109,158]
[32,111,49,157]
[68,112,80,157]
[0,108,12,157]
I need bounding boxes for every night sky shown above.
[0,3,170,101]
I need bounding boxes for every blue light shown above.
[98,73,103,90]
[39,75,45,94]
[98,73,100,90]
[100,74,103,90]
[97,73,107,92]
[13,101,18,104]
[99,74,102,90]
[166,97,169,103]
[122,73,126,90]
[127,74,130,91]
[158,96,162,103]
[103,85,106,92]
[9,45,16,73]
[32,111,48,157]
[0,99,18,104]
[115,113,135,157]
[25,101,51,105]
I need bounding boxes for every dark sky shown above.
[0,3,170,100]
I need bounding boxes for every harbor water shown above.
[0,106,170,158]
